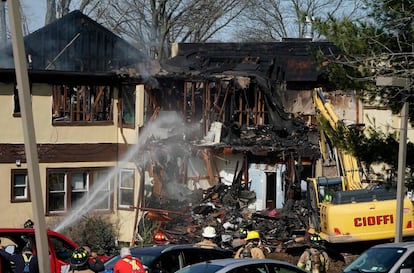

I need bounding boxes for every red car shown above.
[0,228,78,273]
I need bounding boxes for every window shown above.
[267,263,303,273]
[157,252,181,273]
[49,235,77,263]
[13,85,20,116]
[118,169,135,208]
[401,252,414,269]
[52,84,113,124]
[11,169,30,202]
[120,85,136,127]
[230,265,267,273]
[48,171,67,212]
[13,84,32,117]
[70,172,89,207]
[91,170,112,210]
[47,168,112,214]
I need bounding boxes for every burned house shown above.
[129,41,352,244]
[141,41,338,208]
[0,9,355,245]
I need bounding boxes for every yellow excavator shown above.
[307,87,414,243]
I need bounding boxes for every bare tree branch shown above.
[235,0,364,41]
[79,0,247,60]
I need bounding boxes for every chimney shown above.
[304,15,314,39]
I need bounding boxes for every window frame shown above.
[119,85,136,128]
[118,168,135,210]
[13,83,32,117]
[47,170,68,213]
[46,167,113,215]
[91,169,112,211]
[11,169,30,202]
[51,84,114,125]
[69,171,90,211]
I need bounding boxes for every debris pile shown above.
[137,176,309,252]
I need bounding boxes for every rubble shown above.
[136,168,309,253]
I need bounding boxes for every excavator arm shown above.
[312,88,362,190]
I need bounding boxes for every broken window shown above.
[13,84,32,117]
[46,168,112,214]
[118,169,134,209]
[52,84,113,124]
[13,85,21,116]
[183,81,203,123]
[11,169,30,202]
[145,77,274,143]
[119,85,136,127]
[183,78,268,134]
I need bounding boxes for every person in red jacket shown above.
[113,247,145,273]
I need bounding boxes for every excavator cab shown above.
[306,176,345,232]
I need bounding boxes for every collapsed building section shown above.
[134,41,339,245]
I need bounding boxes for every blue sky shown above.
[21,0,46,33]
[17,0,234,41]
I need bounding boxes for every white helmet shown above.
[202,226,217,238]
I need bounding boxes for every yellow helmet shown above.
[245,230,260,241]
[70,247,88,267]
[310,234,322,245]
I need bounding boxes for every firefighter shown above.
[70,247,94,273]
[113,247,145,273]
[195,226,218,248]
[234,230,265,259]
[231,228,248,249]
[81,246,105,273]
[297,234,330,273]
[0,245,39,273]
[323,188,333,203]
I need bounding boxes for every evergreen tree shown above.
[314,0,414,115]
[313,0,414,185]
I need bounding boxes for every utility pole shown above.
[376,76,410,242]
[396,101,408,242]
[0,1,6,48]
[5,1,51,273]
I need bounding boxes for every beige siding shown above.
[0,81,145,244]
[363,108,414,142]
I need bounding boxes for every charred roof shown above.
[148,41,340,159]
[161,41,338,90]
[0,10,145,73]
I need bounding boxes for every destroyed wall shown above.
[134,41,343,245]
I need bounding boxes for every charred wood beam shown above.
[45,32,81,70]
[184,82,189,122]
[200,148,217,186]
[146,161,163,198]
[206,81,211,133]
[191,82,196,120]
[218,86,229,122]
[133,206,186,215]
